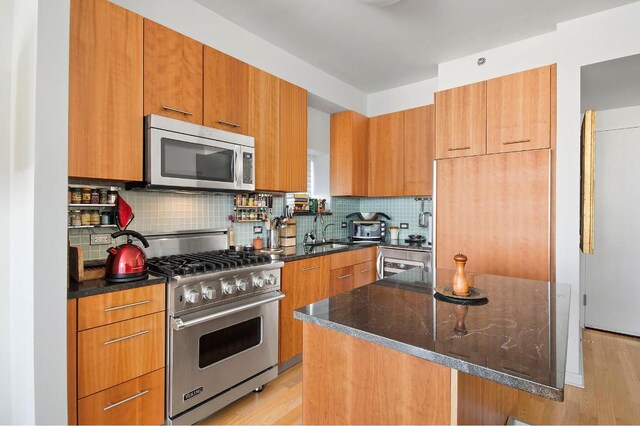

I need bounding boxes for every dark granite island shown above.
[294,268,570,425]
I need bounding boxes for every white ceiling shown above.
[581,54,640,112]
[193,0,637,93]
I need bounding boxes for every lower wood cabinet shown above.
[353,260,376,288]
[329,266,354,297]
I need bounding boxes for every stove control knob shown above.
[202,286,216,300]
[236,279,249,292]
[223,282,237,295]
[185,289,200,304]
[253,277,265,288]
[266,274,277,286]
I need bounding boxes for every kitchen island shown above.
[294,268,570,425]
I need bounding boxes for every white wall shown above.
[367,77,438,116]
[307,107,331,202]
[110,0,368,115]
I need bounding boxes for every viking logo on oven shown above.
[183,387,203,401]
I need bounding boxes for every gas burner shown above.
[147,249,273,277]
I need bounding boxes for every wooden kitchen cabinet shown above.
[279,80,308,192]
[353,260,377,288]
[68,300,77,425]
[486,65,553,154]
[435,81,486,159]
[368,111,405,196]
[279,256,329,363]
[404,105,435,196]
[69,0,143,181]
[203,47,250,134]
[144,19,203,124]
[330,110,369,196]
[329,266,354,296]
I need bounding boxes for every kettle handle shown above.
[111,230,150,248]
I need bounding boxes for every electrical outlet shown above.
[253,226,263,234]
[90,233,112,245]
[400,223,409,229]
[341,222,348,228]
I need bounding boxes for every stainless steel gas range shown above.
[143,229,284,425]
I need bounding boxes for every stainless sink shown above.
[305,242,350,249]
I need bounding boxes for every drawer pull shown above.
[104,300,150,312]
[217,120,241,128]
[162,105,193,116]
[104,330,150,346]
[503,139,530,145]
[360,268,371,273]
[302,266,320,272]
[337,274,352,280]
[104,389,149,411]
[448,146,471,151]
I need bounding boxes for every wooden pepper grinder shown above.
[452,253,470,296]
[453,305,469,337]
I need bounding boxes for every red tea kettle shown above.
[105,230,149,283]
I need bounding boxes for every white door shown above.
[585,125,640,336]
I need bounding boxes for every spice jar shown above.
[90,210,101,225]
[107,187,118,204]
[81,187,92,204]
[71,188,82,204]
[99,188,108,204]
[80,210,91,226]
[101,212,112,225]
[70,210,82,227]
[90,188,100,204]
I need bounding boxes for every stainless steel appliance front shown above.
[376,246,432,279]
[145,114,255,191]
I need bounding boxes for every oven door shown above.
[148,128,250,191]
[168,292,282,418]
[377,248,432,279]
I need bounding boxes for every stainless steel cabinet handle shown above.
[337,274,352,279]
[103,330,149,346]
[104,300,149,312]
[302,266,320,271]
[104,389,149,411]
[502,139,531,145]
[447,146,471,151]
[162,105,193,116]
[217,120,241,128]
[360,268,371,273]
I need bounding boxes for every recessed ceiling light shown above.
[358,0,402,7]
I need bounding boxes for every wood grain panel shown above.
[329,246,376,270]
[279,256,329,363]
[279,80,308,192]
[77,284,165,331]
[329,266,354,296]
[435,81,486,159]
[353,260,376,288]
[368,111,405,196]
[77,368,164,425]
[69,0,143,181]
[404,105,435,196]
[68,299,77,425]
[143,19,203,124]
[330,110,369,196]
[77,312,165,398]
[203,47,250,134]
[457,371,518,425]
[249,68,280,191]
[302,322,451,425]
[436,149,551,280]
[550,63,557,282]
[487,65,551,154]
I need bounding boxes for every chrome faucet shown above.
[322,223,336,242]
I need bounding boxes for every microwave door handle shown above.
[234,150,241,188]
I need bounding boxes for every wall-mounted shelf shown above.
[293,211,332,216]
[68,225,117,230]
[68,204,116,209]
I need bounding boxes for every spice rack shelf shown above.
[68,204,116,209]
[68,184,120,228]
[68,225,118,230]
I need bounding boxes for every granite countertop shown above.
[276,240,379,262]
[68,274,167,299]
[294,267,571,401]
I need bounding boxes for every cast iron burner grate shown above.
[147,250,272,277]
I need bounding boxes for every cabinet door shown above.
[404,105,435,196]
[280,256,329,363]
[279,80,308,192]
[435,82,486,159]
[487,66,552,154]
[329,266,354,297]
[249,68,280,191]
[203,47,250,134]
[68,299,77,425]
[330,111,369,196]
[69,0,143,181]
[353,260,376,288]
[368,111,405,196]
[144,19,203,124]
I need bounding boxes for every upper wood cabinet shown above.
[144,19,203,124]
[486,65,553,154]
[404,105,435,196]
[203,47,250,134]
[435,81,486,159]
[69,0,143,181]
[279,80,308,192]
[330,110,369,196]
[368,111,405,196]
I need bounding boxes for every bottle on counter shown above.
[228,222,235,246]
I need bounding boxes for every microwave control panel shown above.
[243,152,253,184]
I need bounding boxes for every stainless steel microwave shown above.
[143,114,255,192]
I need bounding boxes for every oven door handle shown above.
[376,251,384,280]
[171,291,285,331]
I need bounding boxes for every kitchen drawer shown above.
[353,260,376,288]
[78,368,164,425]
[329,247,376,270]
[78,311,165,398]
[329,266,354,297]
[78,284,165,330]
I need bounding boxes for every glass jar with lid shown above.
[70,210,82,227]
[81,188,92,204]
[80,210,91,226]
[90,210,101,225]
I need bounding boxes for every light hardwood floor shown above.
[200,329,640,425]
